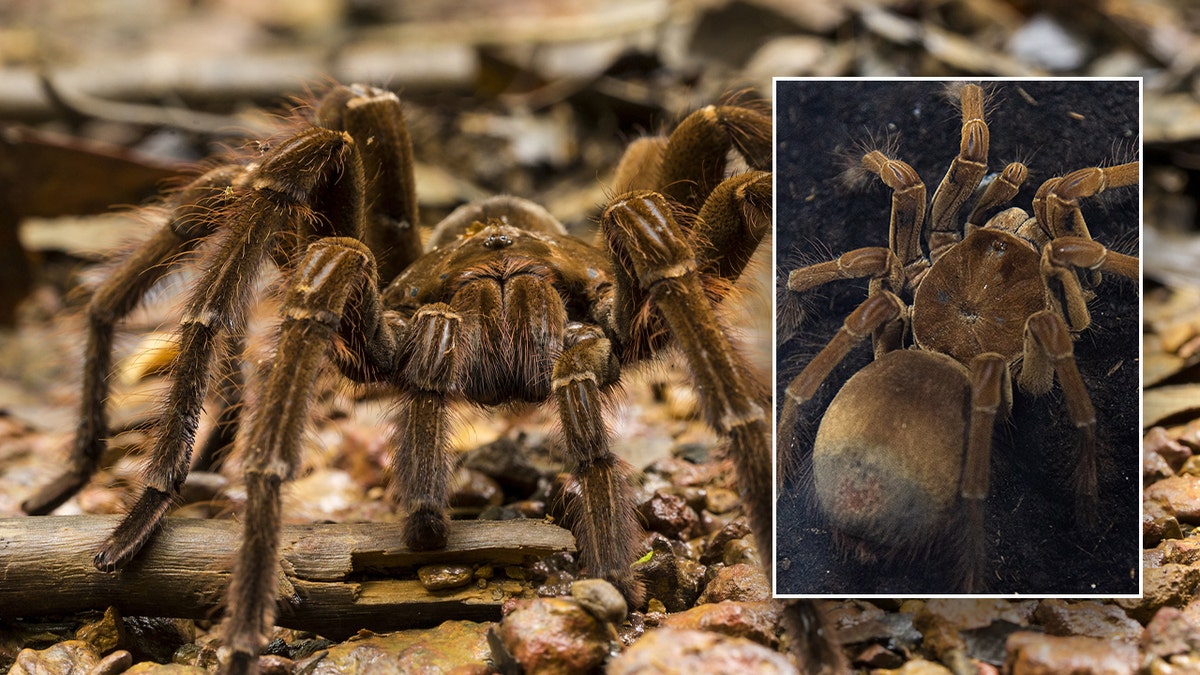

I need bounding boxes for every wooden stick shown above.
[0,516,574,638]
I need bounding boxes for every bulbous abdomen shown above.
[813,349,971,553]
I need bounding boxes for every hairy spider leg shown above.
[861,152,927,286]
[94,127,366,572]
[783,601,849,675]
[966,162,1029,230]
[316,85,423,282]
[616,103,846,673]
[21,165,246,515]
[553,325,642,602]
[694,171,771,282]
[959,352,1009,592]
[786,247,906,341]
[223,237,380,675]
[388,302,460,550]
[1035,162,1139,242]
[1020,310,1100,527]
[776,292,905,488]
[1026,227,1138,525]
[929,83,990,262]
[192,331,247,472]
[1040,235,1140,332]
[1034,161,1140,288]
[602,190,769,594]
[657,104,771,214]
[611,104,771,286]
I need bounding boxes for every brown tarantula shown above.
[776,80,1140,595]
[20,84,804,671]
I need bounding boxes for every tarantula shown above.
[20,84,800,671]
[776,80,1140,595]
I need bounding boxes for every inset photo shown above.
[774,79,1141,596]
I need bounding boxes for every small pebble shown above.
[697,563,770,603]
[1146,427,1192,470]
[1005,632,1137,675]
[1006,14,1088,71]
[1142,605,1200,661]
[1146,451,1176,484]
[632,539,706,613]
[661,601,781,647]
[492,598,610,675]
[449,466,504,509]
[854,643,904,669]
[722,537,759,567]
[10,641,100,675]
[607,628,795,675]
[76,606,124,654]
[1118,564,1200,622]
[704,487,740,515]
[90,650,132,675]
[1033,599,1142,641]
[639,492,699,538]
[570,578,627,625]
[1146,477,1200,523]
[418,564,474,591]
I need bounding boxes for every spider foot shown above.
[219,648,256,675]
[403,507,450,550]
[600,570,644,611]
[93,487,174,572]
[959,498,988,594]
[21,469,90,515]
[1074,487,1100,531]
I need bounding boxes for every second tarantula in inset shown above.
[777,81,1139,594]
[21,85,793,671]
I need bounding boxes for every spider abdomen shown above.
[813,350,970,552]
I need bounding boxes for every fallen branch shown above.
[0,516,574,638]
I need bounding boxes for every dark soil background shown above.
[775,80,1141,596]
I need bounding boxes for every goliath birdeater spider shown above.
[21,84,792,671]
[777,80,1139,595]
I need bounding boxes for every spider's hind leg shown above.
[22,165,244,515]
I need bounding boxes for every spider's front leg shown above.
[94,127,365,571]
[222,237,389,674]
[602,190,770,555]
[552,325,642,602]
[603,189,845,673]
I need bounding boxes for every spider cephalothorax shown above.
[777,80,1140,595]
[20,84,796,672]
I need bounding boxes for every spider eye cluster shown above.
[484,233,515,249]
